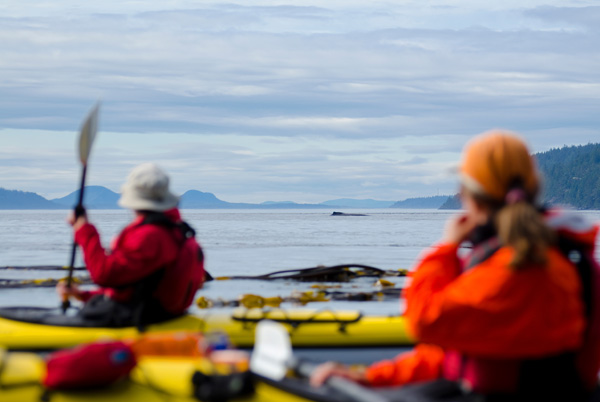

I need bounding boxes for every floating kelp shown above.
[0,265,86,271]
[195,287,403,309]
[0,276,92,289]
[216,264,407,282]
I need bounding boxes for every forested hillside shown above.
[536,143,600,209]
[439,143,600,210]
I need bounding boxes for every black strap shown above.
[557,235,593,319]
[141,211,196,240]
[464,237,501,271]
[516,352,586,401]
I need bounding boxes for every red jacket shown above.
[75,208,204,315]
[366,212,600,394]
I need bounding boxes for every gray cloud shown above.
[1,2,599,202]
[525,6,600,31]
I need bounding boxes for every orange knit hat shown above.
[459,130,539,202]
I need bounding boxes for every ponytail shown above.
[494,192,555,270]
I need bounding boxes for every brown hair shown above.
[495,201,555,269]
[469,189,555,269]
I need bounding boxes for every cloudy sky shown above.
[1,1,599,203]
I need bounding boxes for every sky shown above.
[1,1,599,203]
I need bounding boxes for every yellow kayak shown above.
[0,348,343,402]
[0,307,415,350]
[0,347,418,402]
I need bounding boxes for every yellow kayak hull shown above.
[0,308,414,350]
[206,308,414,347]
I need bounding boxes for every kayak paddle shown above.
[62,103,100,313]
[251,320,390,402]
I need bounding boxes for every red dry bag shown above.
[43,341,137,390]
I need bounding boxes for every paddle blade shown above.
[78,102,100,165]
[250,321,292,380]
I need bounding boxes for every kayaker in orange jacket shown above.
[310,130,600,400]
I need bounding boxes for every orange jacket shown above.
[366,242,586,388]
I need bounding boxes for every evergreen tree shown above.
[536,143,600,209]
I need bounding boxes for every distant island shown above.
[0,186,448,210]
[2,143,598,210]
[390,196,449,209]
[0,189,62,210]
[321,199,396,208]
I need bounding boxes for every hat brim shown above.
[118,190,180,212]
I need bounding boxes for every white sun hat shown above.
[118,163,180,211]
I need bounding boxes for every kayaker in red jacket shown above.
[310,130,600,400]
[57,163,205,326]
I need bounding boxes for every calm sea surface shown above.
[2,209,600,316]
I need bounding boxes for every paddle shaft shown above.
[67,164,87,276]
[62,165,88,312]
[292,358,390,402]
[67,164,88,281]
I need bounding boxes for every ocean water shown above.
[2,209,600,317]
